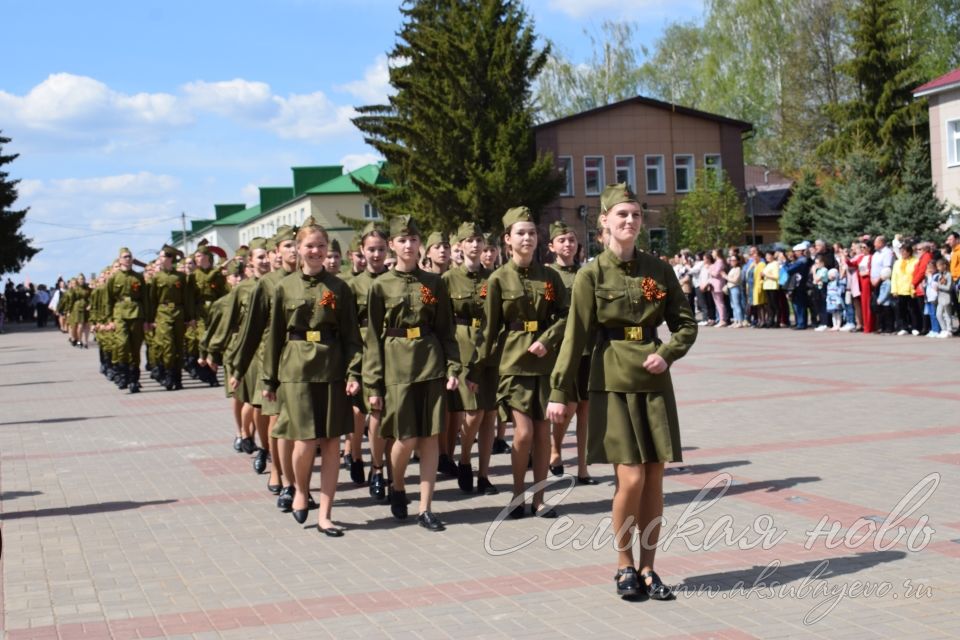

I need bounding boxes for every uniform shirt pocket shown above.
[500,288,526,319]
[284,298,310,328]
[595,287,628,324]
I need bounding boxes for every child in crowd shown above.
[935,258,953,338]
[877,267,894,334]
[812,256,829,331]
[924,261,942,337]
[826,268,846,331]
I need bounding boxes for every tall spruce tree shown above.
[887,137,949,241]
[0,132,39,275]
[817,150,890,243]
[780,170,827,245]
[352,0,562,234]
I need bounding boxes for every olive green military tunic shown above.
[363,267,461,439]
[346,268,386,414]
[442,263,497,411]
[207,278,259,403]
[200,294,231,396]
[470,260,568,421]
[231,268,295,417]
[105,268,149,366]
[189,267,227,359]
[146,268,195,369]
[549,262,592,402]
[68,286,91,326]
[261,270,362,440]
[549,248,697,464]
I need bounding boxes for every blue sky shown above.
[3,0,701,285]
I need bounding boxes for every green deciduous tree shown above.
[352,0,562,234]
[0,132,39,276]
[780,170,828,245]
[676,171,747,250]
[817,150,891,243]
[887,137,949,240]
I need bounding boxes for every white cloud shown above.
[335,54,393,104]
[545,0,697,18]
[181,79,277,120]
[340,152,382,172]
[241,183,260,202]
[49,172,180,197]
[267,93,356,140]
[18,179,43,198]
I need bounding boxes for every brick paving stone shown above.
[2,324,959,638]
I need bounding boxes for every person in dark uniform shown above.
[547,183,697,600]
[145,246,196,390]
[364,215,462,531]
[469,207,568,518]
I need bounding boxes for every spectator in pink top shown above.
[708,249,728,326]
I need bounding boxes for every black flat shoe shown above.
[253,449,268,475]
[508,496,525,519]
[576,476,598,486]
[267,483,283,495]
[615,567,640,598]
[307,495,318,510]
[492,437,511,454]
[318,525,345,537]
[417,510,445,531]
[343,452,354,470]
[640,569,674,601]
[292,509,308,524]
[233,436,243,453]
[532,504,559,518]
[437,454,458,478]
[389,488,408,520]
[350,459,365,485]
[369,469,386,501]
[277,486,294,512]
[457,462,474,493]
[239,437,256,455]
[549,464,563,477]
[476,476,498,495]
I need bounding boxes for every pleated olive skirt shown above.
[587,389,682,464]
[498,374,550,422]
[382,379,445,440]
[272,381,351,441]
[449,365,498,412]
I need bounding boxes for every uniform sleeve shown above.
[434,277,462,379]
[655,263,698,365]
[145,278,158,323]
[183,275,196,323]
[337,284,363,385]
[362,283,386,396]
[231,280,268,378]
[261,285,285,393]
[207,290,239,366]
[199,300,224,361]
[468,274,503,380]
[549,268,596,404]
[537,269,569,353]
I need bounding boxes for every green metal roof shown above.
[292,166,343,196]
[305,163,391,195]
[213,204,261,226]
[214,204,246,220]
[191,219,215,232]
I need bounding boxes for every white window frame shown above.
[614,155,637,193]
[674,154,694,193]
[704,154,722,184]
[584,156,605,196]
[363,202,381,220]
[644,155,665,194]
[948,119,960,167]
[558,156,574,196]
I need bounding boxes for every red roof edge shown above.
[914,67,960,97]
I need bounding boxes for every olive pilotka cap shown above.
[160,244,183,259]
[274,225,296,244]
[600,182,639,213]
[248,237,269,252]
[329,239,342,254]
[502,206,534,228]
[389,215,421,238]
[425,231,450,250]
[549,221,574,241]
[455,222,483,242]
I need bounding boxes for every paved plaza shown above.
[1,324,958,639]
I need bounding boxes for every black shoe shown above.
[417,510,445,531]
[437,454,458,478]
[277,486,294,511]
[267,482,283,495]
[239,437,256,454]
[508,495,525,519]
[233,436,243,453]
[350,459,365,485]
[307,495,318,510]
[492,437,511,454]
[292,509,308,524]
[253,449,268,475]
[640,570,674,601]
[615,567,640,598]
[389,487,408,520]
[457,462,474,493]
[128,382,140,394]
[476,476,498,495]
[576,476,598,486]
[550,464,563,477]
[532,504,559,518]
[343,452,354,470]
[150,366,163,382]
[369,470,386,501]
[318,525,345,537]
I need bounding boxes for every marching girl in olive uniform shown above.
[262,220,362,535]
[470,207,568,518]
[479,234,512,456]
[547,183,697,600]
[546,222,596,485]
[442,222,499,495]
[200,261,245,448]
[364,215,461,532]
[345,222,390,498]
[423,231,452,275]
[105,247,150,393]
[145,246,195,391]
[68,274,92,348]
[232,227,298,493]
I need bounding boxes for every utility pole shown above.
[180,211,188,254]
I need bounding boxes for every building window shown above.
[363,203,381,220]
[645,155,664,194]
[705,154,722,183]
[584,156,604,196]
[558,156,573,196]
[674,154,694,193]
[648,228,668,255]
[615,156,636,192]
[948,120,960,167]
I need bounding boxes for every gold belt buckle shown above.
[523,320,538,332]
[624,326,644,341]
[305,330,322,342]
[471,318,481,329]
[406,327,421,339]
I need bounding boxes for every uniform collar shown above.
[300,268,326,285]
[603,248,639,274]
[393,266,422,281]
[506,259,535,277]
[554,262,577,273]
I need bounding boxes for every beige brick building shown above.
[914,68,960,224]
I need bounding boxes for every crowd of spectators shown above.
[1,277,66,333]
[670,231,960,337]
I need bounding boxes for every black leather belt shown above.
[507,320,539,332]
[385,326,432,339]
[288,329,337,343]
[600,326,658,343]
[455,316,482,328]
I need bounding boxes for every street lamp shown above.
[746,187,758,245]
